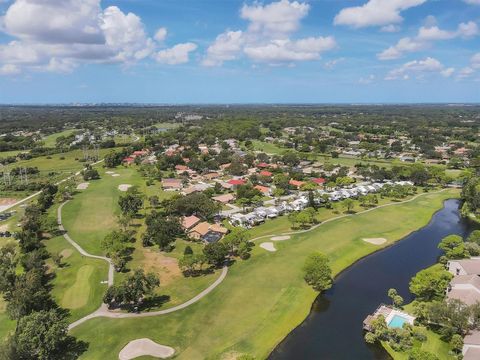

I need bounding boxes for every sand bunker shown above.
[76,182,89,190]
[118,184,132,192]
[105,171,114,174]
[363,238,387,245]
[119,338,175,360]
[271,235,291,241]
[60,249,73,259]
[112,173,120,177]
[260,242,277,252]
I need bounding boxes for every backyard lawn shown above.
[70,189,459,360]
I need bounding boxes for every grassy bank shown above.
[70,189,458,359]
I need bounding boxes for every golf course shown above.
[56,177,458,359]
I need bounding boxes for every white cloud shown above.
[463,0,480,5]
[385,57,450,80]
[457,67,475,79]
[202,30,245,67]
[0,0,196,75]
[380,25,401,33]
[154,27,167,42]
[334,0,426,28]
[240,0,309,37]
[155,42,197,65]
[0,63,20,75]
[203,0,335,66]
[472,53,480,69]
[378,20,479,60]
[324,57,345,69]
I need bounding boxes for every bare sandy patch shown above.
[260,242,277,252]
[112,173,120,177]
[271,235,290,241]
[118,184,132,192]
[363,238,387,245]
[0,198,16,206]
[105,171,115,174]
[141,249,181,285]
[60,249,73,259]
[119,338,175,360]
[76,182,89,190]
[0,224,9,232]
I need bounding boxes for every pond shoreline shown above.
[268,197,476,360]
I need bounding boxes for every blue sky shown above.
[0,0,479,104]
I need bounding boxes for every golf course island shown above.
[0,105,478,360]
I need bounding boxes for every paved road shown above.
[0,159,104,214]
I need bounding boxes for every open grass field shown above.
[250,140,285,155]
[42,129,76,147]
[70,189,458,360]
[0,298,15,341]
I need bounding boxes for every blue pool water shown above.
[388,315,408,329]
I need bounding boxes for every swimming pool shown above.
[388,314,408,329]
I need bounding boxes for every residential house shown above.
[212,193,236,204]
[254,185,272,196]
[189,221,228,243]
[446,274,480,306]
[182,215,201,231]
[162,178,183,191]
[448,258,480,276]
[463,330,480,360]
[289,179,305,189]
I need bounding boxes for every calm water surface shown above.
[269,199,477,360]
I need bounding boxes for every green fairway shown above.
[46,234,109,321]
[70,189,459,360]
[62,265,95,310]
[250,140,285,155]
[42,129,76,147]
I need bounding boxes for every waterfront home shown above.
[447,258,480,276]
[446,274,480,306]
[363,305,415,331]
[463,330,480,360]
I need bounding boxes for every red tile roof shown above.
[228,179,246,185]
[289,179,305,188]
[259,170,272,177]
[257,162,269,168]
[312,177,326,184]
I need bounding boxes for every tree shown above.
[171,193,220,220]
[450,334,463,354]
[142,212,182,250]
[223,228,252,258]
[467,230,480,245]
[101,230,131,272]
[302,252,332,291]
[103,269,159,310]
[409,265,452,302]
[342,198,355,213]
[82,167,100,181]
[438,234,466,259]
[388,288,404,308]
[203,242,228,267]
[148,195,160,208]
[288,212,298,229]
[5,309,86,360]
[118,187,143,217]
[184,245,193,255]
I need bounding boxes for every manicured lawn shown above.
[71,189,459,360]
[383,328,454,360]
[45,234,109,322]
[250,140,285,155]
[0,298,15,340]
[42,129,77,147]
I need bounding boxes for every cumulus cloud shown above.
[456,53,480,80]
[378,20,479,60]
[472,53,480,69]
[203,0,335,66]
[155,43,197,65]
[385,57,453,80]
[463,0,480,5]
[334,0,426,28]
[0,0,196,75]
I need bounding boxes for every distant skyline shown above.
[0,0,479,104]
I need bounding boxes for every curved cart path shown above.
[57,201,228,330]
[65,188,449,330]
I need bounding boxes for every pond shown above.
[269,199,477,360]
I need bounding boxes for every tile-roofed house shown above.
[447,274,480,306]
[212,193,235,204]
[228,179,246,186]
[259,170,272,177]
[289,179,305,188]
[448,258,480,276]
[203,172,220,180]
[182,215,201,231]
[189,222,210,240]
[254,185,271,195]
[123,157,135,165]
[175,165,189,171]
[188,222,228,242]
[312,177,326,185]
[162,178,183,191]
[257,162,269,168]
